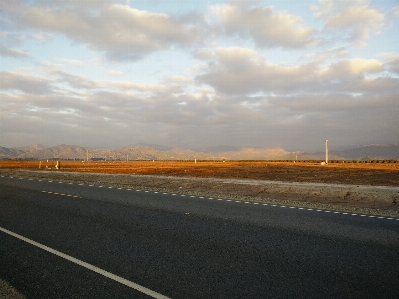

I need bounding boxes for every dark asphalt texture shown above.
[1,176,399,298]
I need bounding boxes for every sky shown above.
[1,0,398,152]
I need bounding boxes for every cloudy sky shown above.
[1,0,398,151]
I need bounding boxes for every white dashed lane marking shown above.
[42,190,81,198]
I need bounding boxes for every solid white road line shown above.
[0,227,170,299]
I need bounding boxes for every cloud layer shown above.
[0,0,398,151]
[3,1,203,61]
[209,4,316,48]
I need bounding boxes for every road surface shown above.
[1,175,399,298]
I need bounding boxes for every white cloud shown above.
[214,47,257,63]
[270,93,397,112]
[388,6,399,17]
[0,43,29,58]
[379,52,399,74]
[31,32,54,41]
[4,2,204,61]
[322,58,383,77]
[196,47,319,95]
[302,45,348,62]
[196,47,389,96]
[109,81,183,95]
[192,48,216,60]
[49,70,97,90]
[311,0,384,47]
[209,4,316,48]
[0,31,27,46]
[0,71,54,94]
[41,61,63,68]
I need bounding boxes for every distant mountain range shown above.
[0,143,398,160]
[299,144,399,160]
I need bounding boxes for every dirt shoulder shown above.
[0,279,26,299]
[2,168,398,217]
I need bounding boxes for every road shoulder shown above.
[1,169,398,217]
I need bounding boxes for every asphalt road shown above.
[1,175,399,299]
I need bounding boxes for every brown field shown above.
[1,160,398,186]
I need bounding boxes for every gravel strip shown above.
[0,279,26,299]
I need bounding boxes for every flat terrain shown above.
[1,160,398,215]
[1,160,399,185]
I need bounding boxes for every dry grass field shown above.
[1,160,398,186]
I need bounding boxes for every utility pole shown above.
[325,140,328,165]
[86,149,89,162]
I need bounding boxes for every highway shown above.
[1,175,399,298]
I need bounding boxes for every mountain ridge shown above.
[1,143,398,160]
